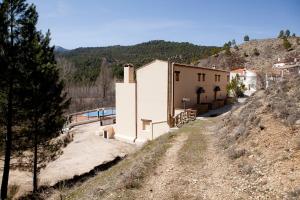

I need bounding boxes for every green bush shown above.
[283,37,292,50]
[253,48,260,56]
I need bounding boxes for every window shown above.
[198,73,202,81]
[175,71,180,81]
[215,74,218,82]
[142,119,151,131]
[218,75,221,82]
[202,73,206,81]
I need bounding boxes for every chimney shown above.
[124,63,135,83]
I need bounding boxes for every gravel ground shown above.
[0,122,135,198]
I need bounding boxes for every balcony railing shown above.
[174,109,197,127]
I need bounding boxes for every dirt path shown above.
[135,133,188,199]
[135,118,250,200]
[181,122,246,200]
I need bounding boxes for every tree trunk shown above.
[33,130,38,194]
[1,2,14,198]
[1,81,13,200]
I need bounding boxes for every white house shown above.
[230,68,257,92]
[272,57,300,76]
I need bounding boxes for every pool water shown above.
[83,109,116,117]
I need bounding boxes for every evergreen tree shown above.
[231,39,236,46]
[285,29,290,37]
[244,35,249,41]
[0,1,29,198]
[223,42,231,56]
[292,33,296,37]
[278,30,284,38]
[228,41,232,47]
[19,5,70,193]
[0,1,69,197]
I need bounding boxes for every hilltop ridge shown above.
[197,37,300,71]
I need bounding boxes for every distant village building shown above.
[272,57,300,76]
[230,68,257,91]
[115,60,229,143]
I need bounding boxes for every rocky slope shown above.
[218,76,300,199]
[197,37,300,71]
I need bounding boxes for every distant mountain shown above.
[56,40,221,83]
[54,46,69,52]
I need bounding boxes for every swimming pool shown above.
[83,108,116,117]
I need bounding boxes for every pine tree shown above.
[244,35,249,41]
[223,42,231,56]
[228,41,232,47]
[285,29,290,37]
[0,1,29,198]
[0,1,69,197]
[231,39,236,46]
[19,5,70,193]
[278,30,284,38]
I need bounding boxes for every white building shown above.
[272,57,300,76]
[230,68,257,91]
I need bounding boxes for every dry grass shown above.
[287,188,300,200]
[8,184,20,200]
[228,148,246,160]
[63,131,177,200]
[295,136,300,151]
[178,120,207,165]
[217,77,300,198]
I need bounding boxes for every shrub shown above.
[253,48,260,56]
[238,163,254,175]
[283,37,292,50]
[295,136,300,151]
[223,42,231,56]
[227,75,246,98]
[8,185,19,200]
[228,148,246,159]
[287,188,300,199]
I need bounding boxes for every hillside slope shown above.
[56,40,220,83]
[197,37,300,71]
[219,77,300,199]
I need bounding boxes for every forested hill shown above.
[56,40,221,83]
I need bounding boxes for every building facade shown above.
[230,68,257,91]
[115,60,229,143]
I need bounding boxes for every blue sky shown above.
[28,0,300,49]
